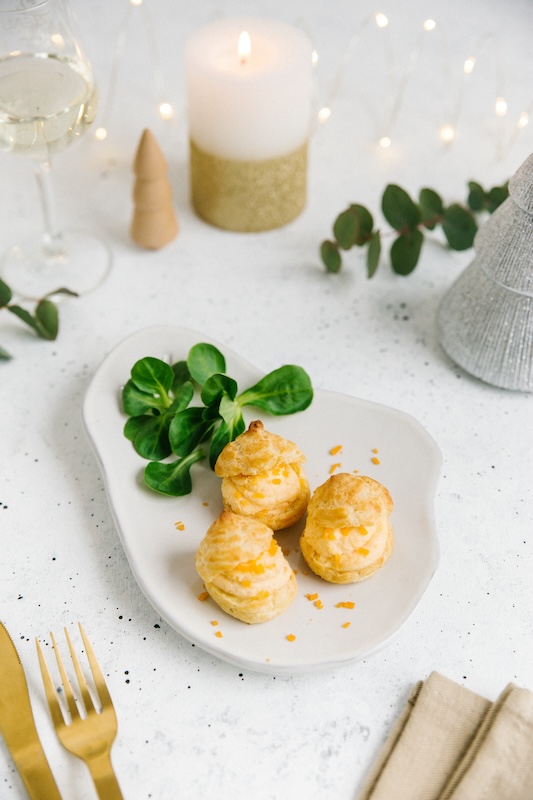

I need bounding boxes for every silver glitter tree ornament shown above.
[437,152,533,392]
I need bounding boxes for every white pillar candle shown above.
[184,17,314,231]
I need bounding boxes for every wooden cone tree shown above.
[131,128,178,249]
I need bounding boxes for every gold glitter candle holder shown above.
[190,139,307,232]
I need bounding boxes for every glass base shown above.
[0,228,112,300]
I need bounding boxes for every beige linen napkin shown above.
[358,672,533,800]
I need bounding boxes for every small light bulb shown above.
[311,49,319,66]
[51,33,64,47]
[159,102,174,120]
[318,107,331,124]
[238,31,251,64]
[130,0,143,6]
[379,135,391,149]
[439,124,455,143]
[518,111,529,129]
[423,19,436,31]
[463,56,476,75]
[95,127,107,141]
[375,12,389,28]
[495,96,507,117]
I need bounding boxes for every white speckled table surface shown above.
[1,1,532,798]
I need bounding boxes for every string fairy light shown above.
[315,11,391,129]
[377,18,437,148]
[94,0,176,142]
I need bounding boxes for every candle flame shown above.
[238,31,251,64]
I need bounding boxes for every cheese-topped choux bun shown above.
[214,420,310,531]
[195,510,297,623]
[300,473,393,584]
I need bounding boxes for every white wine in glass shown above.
[0,0,111,298]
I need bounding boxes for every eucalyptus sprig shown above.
[0,277,74,359]
[122,343,313,497]
[320,179,509,277]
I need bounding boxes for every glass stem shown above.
[35,159,65,257]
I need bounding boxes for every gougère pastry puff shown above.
[214,420,310,531]
[300,473,393,584]
[195,510,297,623]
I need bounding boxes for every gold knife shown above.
[0,622,62,799]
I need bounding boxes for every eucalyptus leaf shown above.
[35,299,58,340]
[237,365,313,415]
[349,204,374,243]
[320,240,342,273]
[366,231,381,278]
[442,204,477,250]
[382,184,421,232]
[0,344,12,360]
[419,188,444,230]
[487,184,508,212]
[390,230,424,275]
[333,209,359,250]
[467,181,485,211]
[144,449,205,496]
[0,278,12,307]
[7,305,40,334]
[187,343,226,385]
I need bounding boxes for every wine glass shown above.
[0,0,111,299]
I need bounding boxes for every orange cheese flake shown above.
[357,547,370,557]
[314,600,324,609]
[253,492,265,499]
[268,540,278,556]
[235,559,265,574]
[272,478,281,485]
[286,634,296,642]
[329,444,343,455]
[371,456,380,465]
[210,620,219,626]
[305,593,319,601]
[215,631,223,638]
[197,591,209,601]
[202,501,209,506]
[342,622,352,629]
[329,462,342,474]
[241,579,251,588]
[336,601,355,609]
[372,448,379,454]
[358,525,369,536]
[174,521,185,531]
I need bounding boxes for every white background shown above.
[1,0,532,798]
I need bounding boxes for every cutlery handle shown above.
[87,751,124,800]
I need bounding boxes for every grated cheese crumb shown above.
[371,457,380,465]
[197,591,209,601]
[174,521,185,531]
[215,631,223,638]
[330,444,343,455]
[342,622,352,629]
[210,620,219,626]
[357,547,370,557]
[305,593,319,601]
[286,634,296,642]
[314,600,324,609]
[329,462,342,474]
[336,601,355,609]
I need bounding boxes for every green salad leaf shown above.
[122,342,313,496]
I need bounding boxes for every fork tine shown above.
[64,627,95,714]
[78,623,113,709]
[50,630,79,720]
[36,638,65,729]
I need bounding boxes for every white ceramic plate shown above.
[83,325,441,674]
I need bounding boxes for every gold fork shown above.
[36,623,123,800]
